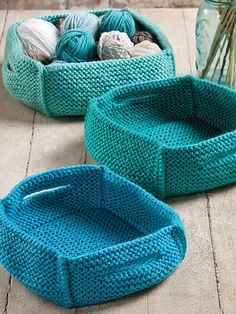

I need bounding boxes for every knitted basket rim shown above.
[87,75,236,151]
[0,165,186,307]
[85,75,236,199]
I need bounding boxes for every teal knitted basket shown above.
[85,75,236,199]
[0,165,186,307]
[2,9,175,117]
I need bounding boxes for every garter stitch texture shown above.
[85,76,236,199]
[0,165,186,308]
[2,9,175,116]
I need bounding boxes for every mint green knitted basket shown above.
[2,9,175,117]
[85,75,236,199]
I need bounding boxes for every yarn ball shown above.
[17,18,59,59]
[98,31,134,60]
[131,40,161,58]
[131,31,154,44]
[99,10,136,37]
[61,10,100,37]
[55,29,97,63]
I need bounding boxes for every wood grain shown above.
[0,10,37,314]
[207,186,236,314]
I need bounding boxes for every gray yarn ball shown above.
[60,10,100,37]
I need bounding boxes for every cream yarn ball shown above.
[98,31,134,60]
[131,40,161,58]
[17,18,59,59]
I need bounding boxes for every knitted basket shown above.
[0,165,186,308]
[85,75,236,199]
[2,9,175,117]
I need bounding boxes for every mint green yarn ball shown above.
[55,29,97,63]
[100,10,136,37]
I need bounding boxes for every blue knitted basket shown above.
[2,9,175,117]
[0,165,186,308]
[85,75,236,199]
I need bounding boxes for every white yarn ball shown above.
[131,40,161,58]
[17,18,59,59]
[98,31,134,60]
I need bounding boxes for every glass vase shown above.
[196,0,236,89]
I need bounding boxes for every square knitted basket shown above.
[85,75,236,199]
[2,9,175,117]
[0,165,186,308]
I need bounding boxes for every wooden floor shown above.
[0,8,235,314]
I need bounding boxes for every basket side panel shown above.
[165,147,236,197]
[44,50,175,116]
[0,212,70,307]
[2,26,45,113]
[85,105,165,198]
[67,224,186,307]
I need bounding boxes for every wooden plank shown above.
[183,8,197,75]
[27,114,85,174]
[5,115,84,313]
[140,8,190,75]
[69,0,110,9]
[207,186,236,314]
[0,77,34,172]
[0,10,36,314]
[146,194,220,314]
[2,10,85,313]
[0,171,25,314]
[0,1,67,10]
[6,279,76,314]
[0,11,6,47]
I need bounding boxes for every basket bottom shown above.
[108,105,223,147]
[9,189,144,257]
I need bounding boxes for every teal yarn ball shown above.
[61,10,100,37]
[100,10,136,37]
[55,29,97,63]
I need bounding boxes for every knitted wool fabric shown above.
[0,165,186,308]
[100,9,136,37]
[55,29,97,63]
[85,75,236,199]
[2,9,175,116]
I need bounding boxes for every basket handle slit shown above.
[1,167,84,209]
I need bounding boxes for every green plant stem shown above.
[201,7,235,80]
